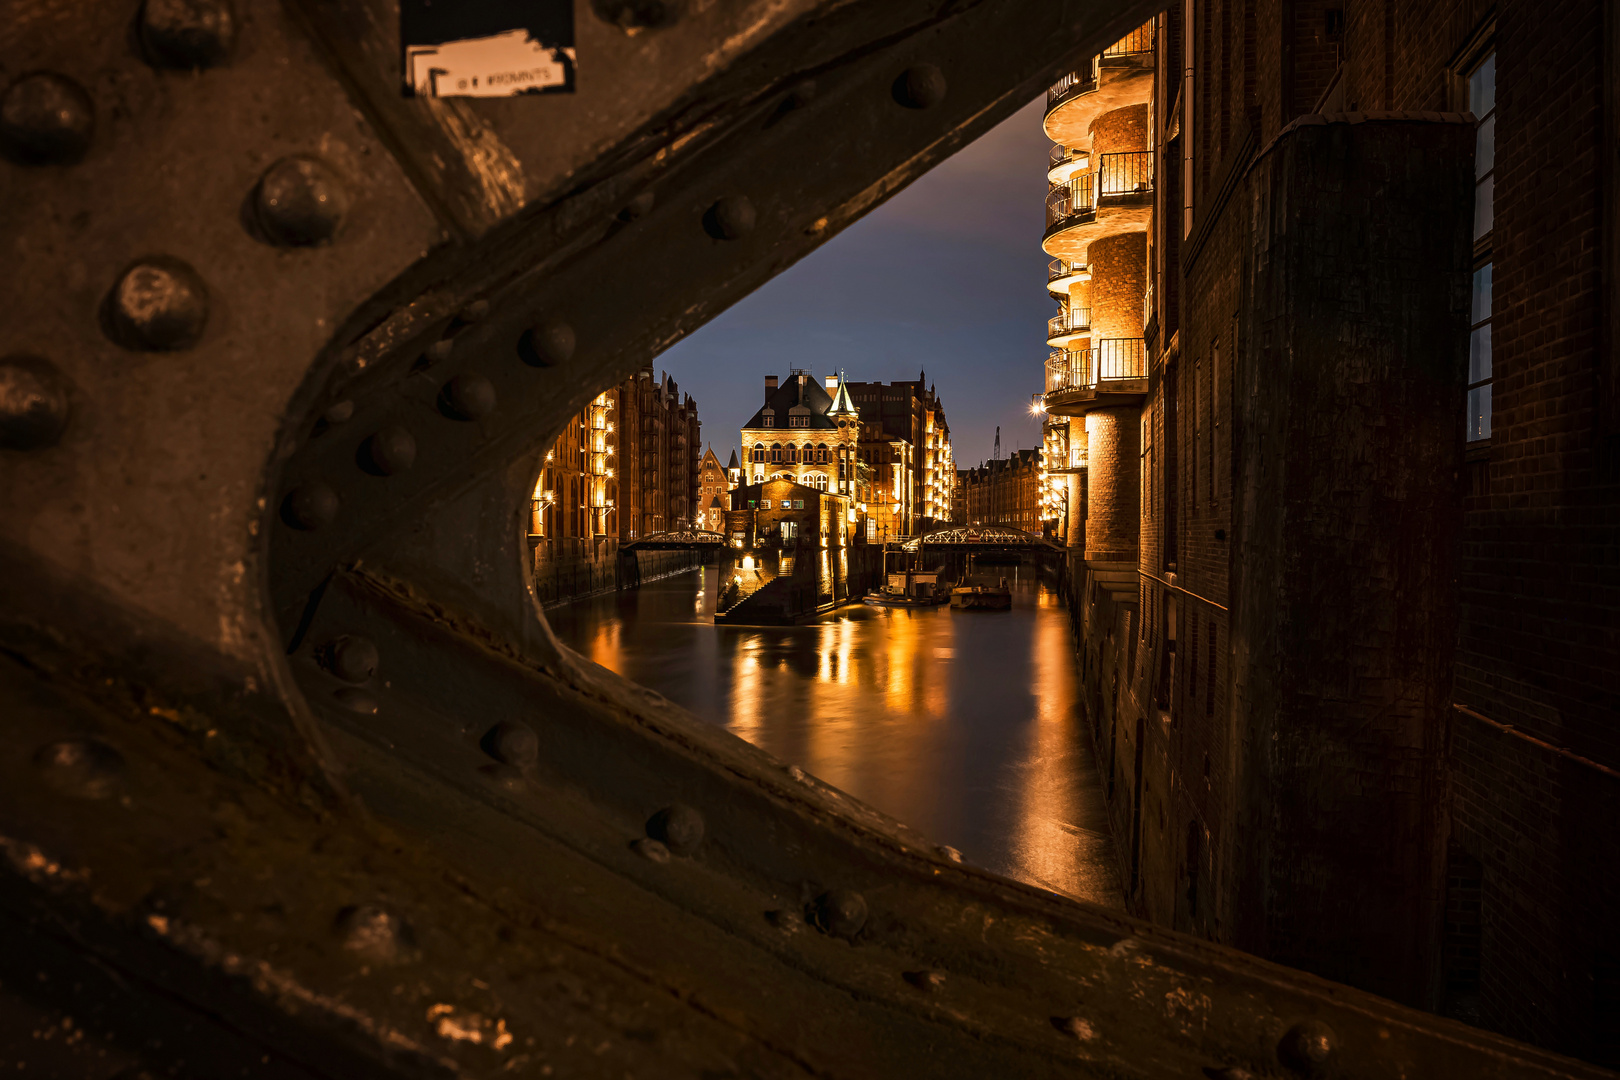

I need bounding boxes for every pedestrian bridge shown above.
[620,528,729,550]
[901,524,1062,553]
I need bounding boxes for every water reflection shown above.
[547,566,1123,908]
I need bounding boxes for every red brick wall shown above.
[1089,231,1148,340]
[1084,406,1141,563]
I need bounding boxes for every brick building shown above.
[529,367,701,599]
[855,420,913,543]
[740,370,860,495]
[694,446,731,532]
[1041,2,1620,1065]
[843,372,955,530]
[957,449,1044,533]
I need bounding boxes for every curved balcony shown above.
[1042,21,1157,146]
[1047,258,1091,296]
[1047,145,1091,184]
[1046,307,1091,348]
[1042,151,1154,260]
[1043,339,1149,415]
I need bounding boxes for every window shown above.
[1468,265,1493,441]
[762,416,774,428]
[747,499,757,509]
[793,499,805,509]
[770,444,782,463]
[781,500,794,509]
[782,521,798,540]
[790,414,810,428]
[1467,49,1495,441]
[752,443,764,462]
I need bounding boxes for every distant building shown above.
[529,367,701,601]
[958,450,1043,534]
[723,477,854,609]
[855,420,913,542]
[842,372,954,530]
[739,370,860,495]
[695,446,731,532]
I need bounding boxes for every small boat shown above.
[864,566,949,607]
[950,583,1012,610]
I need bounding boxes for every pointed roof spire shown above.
[727,447,739,469]
[828,369,857,415]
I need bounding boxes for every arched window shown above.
[787,445,798,464]
[809,473,828,490]
[752,442,764,463]
[770,443,782,463]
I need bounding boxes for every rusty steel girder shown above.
[0,1,1610,1078]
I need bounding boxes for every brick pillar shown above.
[1088,231,1146,342]
[1228,117,1473,1008]
[1065,418,1086,549]
[1083,406,1138,565]
[1089,102,1148,157]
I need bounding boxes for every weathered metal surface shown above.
[0,0,1613,1076]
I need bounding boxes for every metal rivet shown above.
[903,970,945,992]
[786,764,806,782]
[591,0,685,32]
[630,837,670,863]
[333,687,377,715]
[282,482,338,530]
[812,889,867,939]
[0,355,71,450]
[647,803,704,856]
[518,321,575,368]
[335,904,414,963]
[253,155,349,247]
[34,738,125,800]
[324,635,378,683]
[361,425,416,476]
[0,72,94,165]
[458,299,490,323]
[893,64,947,109]
[140,0,236,70]
[1053,1015,1096,1040]
[106,256,210,351]
[1278,1021,1335,1071]
[786,79,818,109]
[439,372,496,420]
[480,720,538,767]
[705,196,756,240]
[323,399,354,425]
[619,191,655,221]
[935,844,963,863]
[425,339,454,364]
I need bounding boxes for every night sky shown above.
[659,94,1053,472]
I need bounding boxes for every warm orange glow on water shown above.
[551,565,1121,907]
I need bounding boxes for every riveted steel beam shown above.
[0,0,1615,1077]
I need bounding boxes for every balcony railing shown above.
[1045,173,1094,230]
[1044,339,1148,396]
[1048,259,1089,286]
[1047,308,1092,341]
[1097,150,1153,197]
[1044,56,1101,110]
[1102,21,1156,57]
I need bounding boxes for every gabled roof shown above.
[741,372,838,430]
[698,446,724,471]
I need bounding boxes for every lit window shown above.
[1468,264,1493,441]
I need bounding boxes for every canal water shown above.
[546,565,1124,909]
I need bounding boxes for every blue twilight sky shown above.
[658,94,1054,471]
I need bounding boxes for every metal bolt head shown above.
[893,64,947,109]
[1053,1015,1096,1040]
[34,738,125,800]
[439,372,496,421]
[812,888,867,939]
[480,720,538,767]
[518,321,575,367]
[253,155,349,247]
[591,0,686,32]
[106,256,210,351]
[0,72,94,166]
[139,0,238,70]
[1278,1020,1335,1071]
[325,635,378,684]
[362,425,416,476]
[322,399,354,425]
[647,803,704,856]
[335,904,414,963]
[282,482,338,530]
[705,196,756,240]
[0,355,71,450]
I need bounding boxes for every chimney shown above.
[825,374,838,390]
[765,375,778,402]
